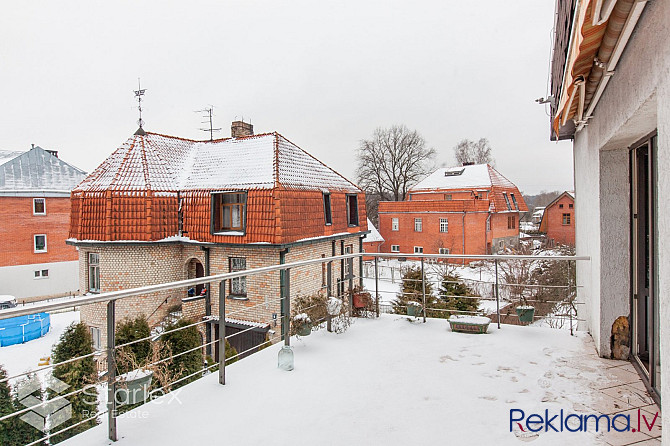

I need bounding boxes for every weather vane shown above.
[134,78,147,129]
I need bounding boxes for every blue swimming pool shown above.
[0,313,50,347]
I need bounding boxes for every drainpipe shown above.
[202,246,211,357]
[279,248,290,341]
[462,211,466,266]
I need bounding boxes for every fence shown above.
[0,252,588,445]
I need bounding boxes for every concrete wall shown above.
[0,260,79,299]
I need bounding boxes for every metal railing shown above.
[0,251,589,445]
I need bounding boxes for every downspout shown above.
[202,246,211,356]
[279,248,289,341]
[462,211,466,266]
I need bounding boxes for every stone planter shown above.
[297,322,312,336]
[407,302,422,317]
[448,316,491,334]
[515,306,535,323]
[117,370,153,405]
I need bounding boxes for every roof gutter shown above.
[576,0,647,132]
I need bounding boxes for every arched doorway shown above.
[186,258,205,296]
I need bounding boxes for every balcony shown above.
[0,253,661,446]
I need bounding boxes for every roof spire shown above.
[134,78,147,134]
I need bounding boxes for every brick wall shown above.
[545,195,575,246]
[0,196,78,267]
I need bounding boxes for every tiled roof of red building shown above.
[75,132,361,193]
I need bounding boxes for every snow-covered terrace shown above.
[64,315,660,446]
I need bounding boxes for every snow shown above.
[0,146,87,191]
[117,369,153,382]
[363,218,384,242]
[293,313,310,323]
[0,311,80,380]
[62,315,614,446]
[448,315,491,325]
[0,295,16,303]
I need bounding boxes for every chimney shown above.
[231,121,253,138]
[46,150,59,158]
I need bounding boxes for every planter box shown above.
[448,316,491,334]
[516,306,535,323]
[117,370,153,405]
[297,323,312,336]
[407,303,421,317]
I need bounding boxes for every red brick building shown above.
[68,122,367,355]
[362,218,384,258]
[0,146,87,299]
[378,164,527,256]
[539,191,575,247]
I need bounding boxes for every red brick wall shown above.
[0,196,78,267]
[544,195,575,246]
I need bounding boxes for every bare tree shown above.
[453,138,495,166]
[357,125,435,211]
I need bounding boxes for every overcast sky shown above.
[0,0,573,195]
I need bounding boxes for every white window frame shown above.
[391,218,399,231]
[439,218,448,233]
[438,248,450,255]
[34,234,47,253]
[390,245,400,253]
[88,252,100,293]
[91,327,102,351]
[414,246,423,254]
[414,218,422,232]
[34,269,49,279]
[229,257,248,298]
[33,198,46,215]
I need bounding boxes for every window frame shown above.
[346,194,359,227]
[34,269,49,279]
[211,192,247,235]
[414,218,422,232]
[88,252,100,293]
[413,246,424,254]
[438,248,450,255]
[323,193,332,225]
[34,234,47,253]
[91,327,102,351]
[562,213,571,225]
[439,218,448,233]
[507,215,516,230]
[228,257,248,299]
[391,217,399,231]
[390,245,400,253]
[33,198,46,215]
[510,193,519,210]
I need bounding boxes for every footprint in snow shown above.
[479,395,498,401]
[439,355,458,363]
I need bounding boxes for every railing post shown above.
[284,268,291,346]
[218,280,226,385]
[347,258,353,316]
[326,261,333,332]
[107,300,117,442]
[358,238,364,288]
[568,260,574,336]
[495,259,500,329]
[421,257,426,323]
[374,256,380,318]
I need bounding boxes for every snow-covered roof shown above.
[363,219,384,243]
[75,132,361,193]
[0,147,87,192]
[409,164,516,191]
[363,218,384,243]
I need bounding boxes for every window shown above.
[503,193,511,210]
[391,245,400,252]
[439,218,448,233]
[444,194,452,201]
[486,215,491,231]
[439,248,450,255]
[88,252,100,293]
[33,198,46,215]
[499,240,504,249]
[507,216,516,229]
[414,246,423,254]
[34,235,47,253]
[91,327,101,350]
[510,193,519,210]
[321,254,326,287]
[559,204,564,209]
[414,218,422,232]
[346,194,359,226]
[391,218,399,231]
[562,213,571,225]
[34,269,49,279]
[212,192,246,233]
[344,245,353,277]
[229,257,247,298]
[323,193,332,225]
[569,203,573,209]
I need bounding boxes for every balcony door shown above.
[630,134,660,397]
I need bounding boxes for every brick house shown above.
[538,191,575,247]
[0,146,87,299]
[377,164,527,256]
[362,218,384,258]
[68,122,367,356]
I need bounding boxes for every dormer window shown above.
[323,193,332,225]
[503,192,512,210]
[211,192,246,234]
[510,193,519,210]
[346,194,359,227]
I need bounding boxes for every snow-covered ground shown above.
[0,311,80,379]
[62,314,630,446]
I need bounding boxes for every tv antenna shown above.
[134,78,147,129]
[196,106,222,141]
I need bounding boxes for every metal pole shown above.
[495,259,500,329]
[284,268,291,346]
[358,237,364,288]
[348,258,353,316]
[374,256,380,318]
[327,261,333,332]
[106,300,117,442]
[218,280,226,385]
[421,257,426,323]
[568,260,573,336]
